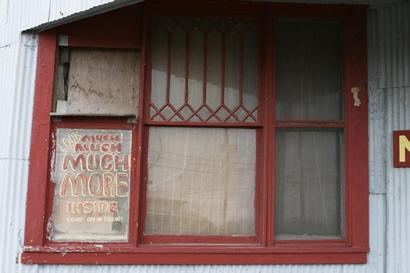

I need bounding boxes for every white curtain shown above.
[146,127,256,235]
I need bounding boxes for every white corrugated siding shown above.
[0,0,408,272]
[376,2,410,273]
[386,88,410,273]
[378,1,410,89]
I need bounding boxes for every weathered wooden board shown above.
[58,48,139,115]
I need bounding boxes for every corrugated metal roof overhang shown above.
[23,0,144,32]
[23,0,403,32]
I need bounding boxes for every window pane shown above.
[50,129,132,242]
[224,31,241,114]
[275,19,343,120]
[206,30,223,114]
[243,30,259,121]
[151,25,168,114]
[169,27,186,117]
[150,16,259,122]
[275,129,344,239]
[146,127,256,235]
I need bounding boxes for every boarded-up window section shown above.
[54,48,139,115]
[50,129,132,242]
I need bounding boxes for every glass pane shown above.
[151,25,168,108]
[188,30,204,110]
[224,31,241,111]
[243,30,258,116]
[206,31,222,112]
[146,127,256,235]
[170,27,186,112]
[275,129,344,239]
[150,16,259,123]
[276,19,343,120]
[50,129,132,242]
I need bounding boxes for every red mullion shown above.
[275,121,345,128]
[342,9,354,248]
[342,6,368,250]
[136,126,150,244]
[143,235,257,245]
[145,120,263,128]
[24,31,57,248]
[128,3,149,248]
[341,9,353,248]
[265,13,276,247]
[137,4,152,245]
[251,13,268,248]
[49,117,134,129]
[272,240,350,247]
[254,128,265,245]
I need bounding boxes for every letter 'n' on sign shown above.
[393,131,410,168]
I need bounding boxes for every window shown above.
[22,2,369,265]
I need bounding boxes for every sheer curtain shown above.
[146,127,256,235]
[150,16,258,122]
[146,16,259,236]
[275,19,344,239]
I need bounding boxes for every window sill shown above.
[21,245,368,265]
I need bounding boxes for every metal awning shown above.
[23,0,403,32]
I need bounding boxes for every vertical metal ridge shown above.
[378,0,410,89]
[0,43,18,158]
[7,34,38,159]
[368,8,387,194]
[0,159,38,273]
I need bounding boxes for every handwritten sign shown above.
[393,130,410,168]
[50,128,132,242]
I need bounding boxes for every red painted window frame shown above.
[22,1,368,265]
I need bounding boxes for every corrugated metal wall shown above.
[0,0,408,272]
[382,4,410,273]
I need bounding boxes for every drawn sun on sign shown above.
[57,132,82,153]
